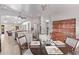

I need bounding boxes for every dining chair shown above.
[23,48,33,55]
[74,41,79,55]
[65,37,78,55]
[16,35,29,55]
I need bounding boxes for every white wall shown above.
[41,16,47,34]
[40,16,52,35]
[0,16,1,34]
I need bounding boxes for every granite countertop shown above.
[45,46,63,55]
[53,41,65,46]
[30,41,40,46]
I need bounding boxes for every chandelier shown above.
[41,4,47,11]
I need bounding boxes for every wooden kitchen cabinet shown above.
[51,18,76,42]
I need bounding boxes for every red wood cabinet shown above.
[51,18,76,42]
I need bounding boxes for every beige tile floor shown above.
[1,34,20,55]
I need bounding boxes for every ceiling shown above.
[0,4,69,17]
[1,4,79,17]
[1,4,79,24]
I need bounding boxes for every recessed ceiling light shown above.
[14,22,16,23]
[6,15,10,18]
[14,16,18,19]
[46,20,50,22]
[4,21,7,23]
[18,21,21,23]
